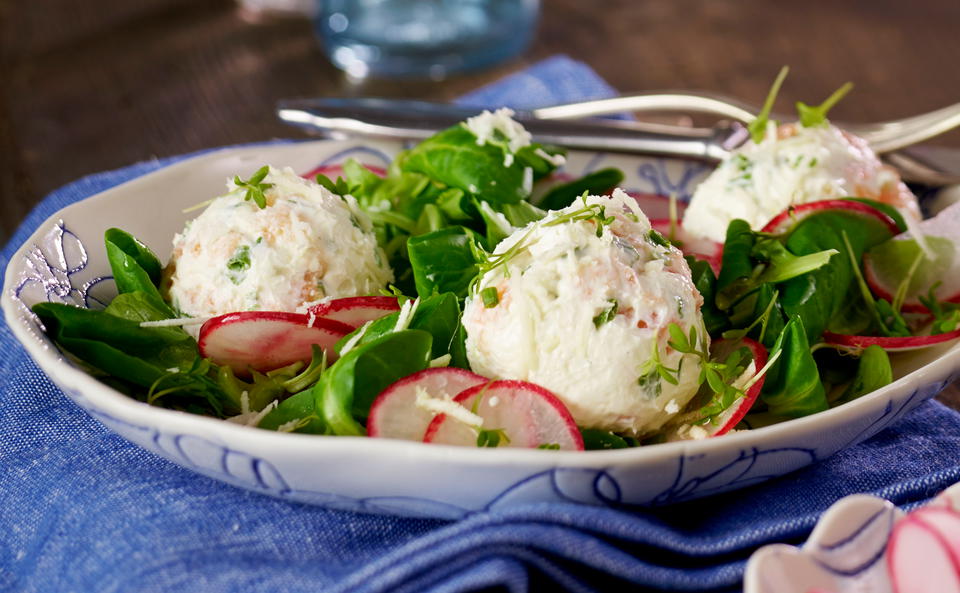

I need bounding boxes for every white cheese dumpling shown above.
[682,123,922,243]
[462,189,707,436]
[163,166,393,318]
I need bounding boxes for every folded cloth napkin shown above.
[3,55,960,593]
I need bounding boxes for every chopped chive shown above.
[480,286,500,308]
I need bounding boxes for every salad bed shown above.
[31,101,960,452]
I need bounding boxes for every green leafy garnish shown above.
[748,66,789,144]
[920,284,960,334]
[315,173,354,196]
[592,299,619,328]
[480,286,500,308]
[797,82,853,128]
[226,245,251,285]
[477,427,510,448]
[537,443,561,450]
[234,165,273,209]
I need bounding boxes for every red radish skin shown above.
[423,380,584,450]
[650,218,723,274]
[367,368,488,441]
[662,337,768,440]
[198,311,352,375]
[761,199,901,236]
[712,337,768,435]
[307,296,401,330]
[887,507,960,593]
[823,329,960,352]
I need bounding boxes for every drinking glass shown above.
[316,0,540,79]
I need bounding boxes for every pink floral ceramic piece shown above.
[745,481,960,593]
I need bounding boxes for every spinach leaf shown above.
[760,316,828,417]
[780,209,897,343]
[580,428,632,450]
[319,330,433,436]
[715,219,758,309]
[338,293,468,367]
[686,257,729,336]
[401,125,552,206]
[33,302,229,414]
[407,226,483,298]
[538,168,624,211]
[834,345,892,405]
[258,388,328,434]
[105,229,173,315]
[104,228,163,286]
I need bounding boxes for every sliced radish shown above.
[423,380,584,450]
[367,368,489,441]
[650,218,723,274]
[306,296,401,330]
[864,200,960,313]
[666,337,768,439]
[709,337,768,435]
[198,311,353,375]
[761,199,901,236]
[823,328,960,352]
[887,507,960,593]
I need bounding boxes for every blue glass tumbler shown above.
[316,0,540,79]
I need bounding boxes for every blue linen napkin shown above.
[3,55,960,593]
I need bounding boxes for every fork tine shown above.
[860,102,960,153]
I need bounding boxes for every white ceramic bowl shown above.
[4,139,959,519]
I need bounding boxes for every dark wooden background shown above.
[2,0,959,406]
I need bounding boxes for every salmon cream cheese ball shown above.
[462,189,707,436]
[682,122,922,243]
[163,166,393,318]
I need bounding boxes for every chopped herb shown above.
[226,245,251,285]
[647,229,670,248]
[592,299,619,328]
[748,66,789,144]
[480,286,500,308]
[537,443,561,450]
[315,173,354,196]
[796,82,853,128]
[476,427,510,448]
[234,166,273,209]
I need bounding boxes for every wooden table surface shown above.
[2,0,959,407]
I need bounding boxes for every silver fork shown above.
[532,91,960,154]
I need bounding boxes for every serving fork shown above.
[278,93,960,186]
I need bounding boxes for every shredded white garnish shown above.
[139,316,212,328]
[393,297,420,332]
[664,399,679,414]
[429,354,452,368]
[521,167,533,195]
[277,418,303,433]
[415,387,484,428]
[533,147,566,167]
[307,310,316,328]
[462,108,532,156]
[741,348,783,393]
[165,367,180,373]
[240,390,251,415]
[338,320,372,356]
[225,400,278,427]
